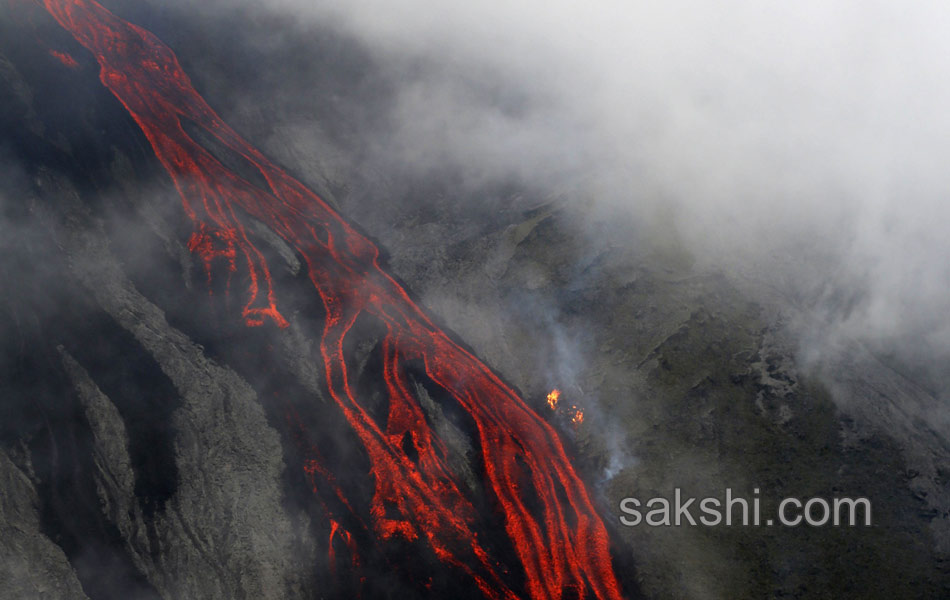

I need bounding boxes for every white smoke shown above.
[181,0,950,395]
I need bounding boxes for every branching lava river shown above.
[40,1,624,598]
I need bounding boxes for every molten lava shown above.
[547,389,561,411]
[49,48,79,68]
[572,408,585,427]
[40,1,624,598]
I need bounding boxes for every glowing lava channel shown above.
[49,48,79,68]
[41,1,624,598]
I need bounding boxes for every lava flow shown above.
[48,48,79,68]
[41,1,624,598]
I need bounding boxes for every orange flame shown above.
[546,389,560,410]
[571,407,584,426]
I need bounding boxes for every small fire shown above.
[571,407,584,426]
[548,390,583,426]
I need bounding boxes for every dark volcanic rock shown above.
[1,2,949,599]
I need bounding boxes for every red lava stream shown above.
[40,1,624,598]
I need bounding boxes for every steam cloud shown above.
[4,2,947,595]
[222,0,950,395]
[152,0,950,412]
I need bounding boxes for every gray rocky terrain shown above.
[2,1,949,598]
